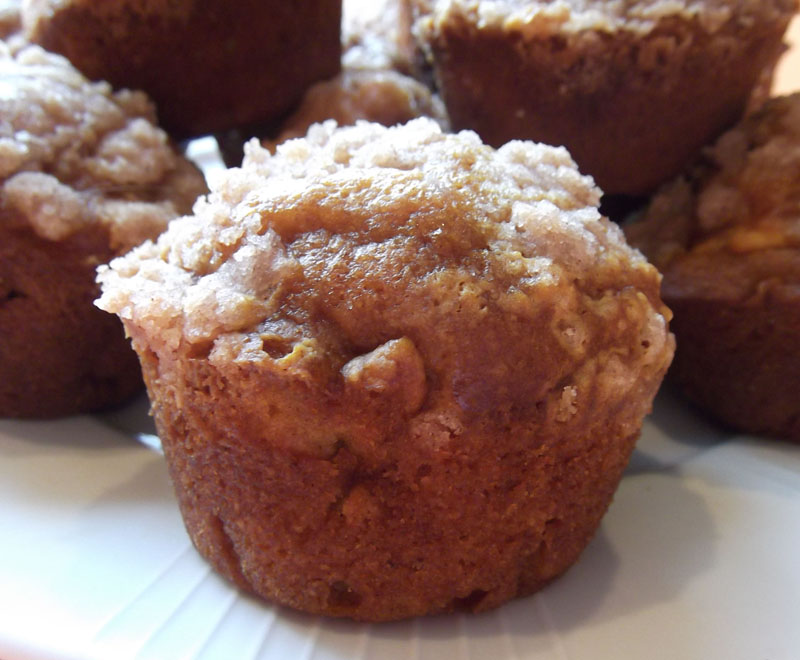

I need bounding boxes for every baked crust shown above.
[343,0,416,73]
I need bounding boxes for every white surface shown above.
[1,386,799,660]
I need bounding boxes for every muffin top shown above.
[0,44,206,250]
[626,92,800,301]
[415,0,797,36]
[98,118,672,452]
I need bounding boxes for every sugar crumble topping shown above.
[0,44,205,250]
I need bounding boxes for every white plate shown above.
[1,385,799,660]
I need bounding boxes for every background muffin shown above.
[0,44,207,418]
[252,0,449,160]
[626,93,800,441]
[98,118,673,621]
[21,0,342,139]
[409,0,798,196]
[263,68,449,151]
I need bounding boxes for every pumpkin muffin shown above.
[626,93,800,441]
[409,0,798,196]
[0,44,207,418]
[97,118,673,620]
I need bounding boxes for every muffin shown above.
[409,0,798,196]
[625,93,800,441]
[97,118,674,621]
[21,0,342,138]
[0,44,207,418]
[263,68,449,151]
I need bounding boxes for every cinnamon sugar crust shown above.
[343,0,417,72]
[420,0,793,35]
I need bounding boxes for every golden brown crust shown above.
[410,0,798,195]
[99,120,674,620]
[22,0,342,138]
[626,93,800,440]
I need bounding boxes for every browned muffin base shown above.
[420,12,792,196]
[0,219,142,418]
[140,346,640,621]
[668,295,800,441]
[660,252,800,441]
[25,0,342,138]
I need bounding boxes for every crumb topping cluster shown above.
[628,93,800,269]
[98,119,673,454]
[0,44,205,250]
[99,118,655,343]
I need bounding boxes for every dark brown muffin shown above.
[21,0,342,139]
[0,44,207,418]
[626,93,800,441]
[98,119,673,621]
[409,0,798,196]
